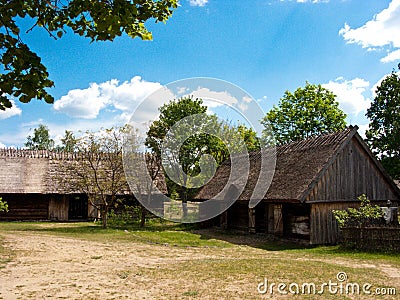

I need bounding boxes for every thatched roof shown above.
[195,126,371,202]
[0,149,167,195]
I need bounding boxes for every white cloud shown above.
[0,141,6,148]
[323,77,371,115]
[54,76,163,119]
[0,100,22,120]
[381,48,400,63]
[189,0,208,7]
[53,82,108,119]
[339,0,400,63]
[357,123,370,139]
[370,71,400,99]
[186,87,239,108]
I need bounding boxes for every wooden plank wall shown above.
[306,137,399,202]
[48,195,69,221]
[310,202,358,244]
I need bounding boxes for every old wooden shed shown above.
[195,126,400,244]
[0,149,166,221]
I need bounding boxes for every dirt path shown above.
[0,232,399,299]
[0,232,235,299]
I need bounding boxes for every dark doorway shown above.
[68,195,88,220]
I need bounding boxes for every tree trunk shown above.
[182,188,188,219]
[140,206,146,228]
[101,205,108,229]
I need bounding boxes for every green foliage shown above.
[146,96,260,202]
[0,0,178,110]
[333,194,384,228]
[108,205,141,227]
[366,67,400,179]
[56,130,77,152]
[261,82,347,145]
[60,125,135,229]
[0,197,8,213]
[146,96,216,202]
[25,124,55,150]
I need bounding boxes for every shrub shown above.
[0,198,8,213]
[333,194,384,228]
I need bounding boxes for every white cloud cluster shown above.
[54,76,163,119]
[339,0,400,63]
[189,0,208,7]
[322,77,371,115]
[0,100,22,120]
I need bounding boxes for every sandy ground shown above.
[0,232,223,299]
[0,231,399,299]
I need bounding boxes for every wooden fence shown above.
[340,226,400,252]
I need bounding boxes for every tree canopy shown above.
[25,124,55,150]
[145,96,260,206]
[56,130,77,152]
[366,67,400,179]
[0,0,178,110]
[261,82,347,145]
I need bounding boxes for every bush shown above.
[108,205,140,227]
[0,198,8,213]
[333,194,384,228]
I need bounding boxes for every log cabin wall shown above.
[0,194,49,220]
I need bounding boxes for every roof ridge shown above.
[0,148,80,160]
[276,127,353,154]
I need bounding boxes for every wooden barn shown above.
[195,126,400,244]
[0,149,166,221]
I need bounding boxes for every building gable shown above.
[304,133,400,202]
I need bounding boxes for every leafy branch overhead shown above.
[0,0,178,110]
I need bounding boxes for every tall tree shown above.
[25,124,55,150]
[0,0,178,110]
[57,130,77,152]
[146,96,259,217]
[366,67,400,179]
[145,97,215,211]
[261,82,347,145]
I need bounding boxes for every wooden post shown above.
[273,204,283,235]
[220,210,228,229]
[249,208,256,233]
[267,204,274,234]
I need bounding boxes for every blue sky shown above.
[1,0,400,147]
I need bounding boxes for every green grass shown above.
[0,221,229,248]
[0,221,399,299]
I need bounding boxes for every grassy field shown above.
[0,221,399,299]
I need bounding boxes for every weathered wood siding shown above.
[309,202,360,245]
[48,195,69,221]
[305,137,399,202]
